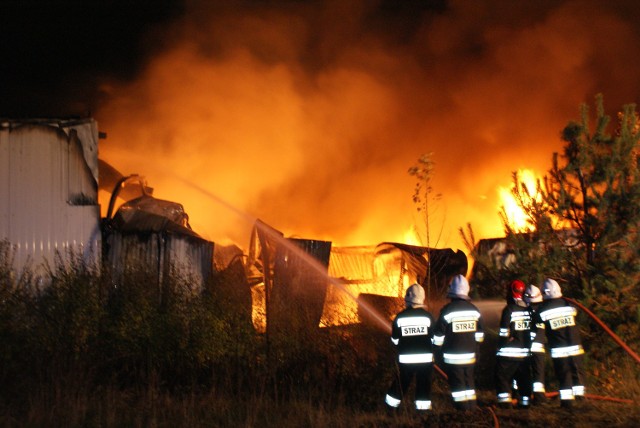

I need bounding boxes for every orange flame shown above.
[94,3,589,254]
[498,169,541,232]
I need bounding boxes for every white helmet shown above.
[405,283,425,306]
[542,278,562,299]
[447,274,470,300]
[524,284,543,304]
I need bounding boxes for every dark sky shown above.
[3,0,640,250]
[0,0,184,116]
[0,0,447,117]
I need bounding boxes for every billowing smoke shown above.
[96,0,640,251]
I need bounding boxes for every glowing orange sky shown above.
[95,0,640,253]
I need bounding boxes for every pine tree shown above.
[541,95,640,341]
[467,95,640,346]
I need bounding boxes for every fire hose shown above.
[563,297,640,365]
[422,297,639,427]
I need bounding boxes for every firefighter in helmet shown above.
[495,279,532,408]
[433,275,485,410]
[525,284,548,404]
[532,278,585,409]
[385,283,436,412]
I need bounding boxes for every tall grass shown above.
[0,243,393,426]
[0,241,638,427]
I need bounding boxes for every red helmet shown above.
[510,280,526,300]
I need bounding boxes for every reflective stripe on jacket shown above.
[534,298,583,359]
[433,298,484,365]
[391,307,435,364]
[496,301,532,359]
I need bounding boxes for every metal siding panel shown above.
[49,130,66,267]
[166,235,208,290]
[106,232,213,289]
[68,205,102,266]
[105,232,124,279]
[64,121,99,183]
[106,232,163,283]
[0,129,9,239]
[68,131,97,204]
[1,124,101,275]
[9,127,45,270]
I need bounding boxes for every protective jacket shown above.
[496,299,532,359]
[386,305,435,411]
[533,298,583,359]
[433,298,484,365]
[495,297,533,407]
[529,304,547,354]
[391,307,435,363]
[528,303,547,395]
[534,297,585,403]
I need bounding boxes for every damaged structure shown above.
[102,187,214,289]
[0,118,215,289]
[245,220,468,331]
[324,243,468,326]
[246,220,333,335]
[2,116,468,334]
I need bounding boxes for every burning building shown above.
[2,117,467,332]
[245,220,468,332]
[0,118,215,289]
[324,243,468,327]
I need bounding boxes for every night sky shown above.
[3,0,640,251]
[0,0,184,116]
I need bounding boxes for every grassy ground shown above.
[5,385,637,428]
[382,391,640,428]
[2,326,637,428]
[1,259,637,427]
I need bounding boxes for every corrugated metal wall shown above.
[0,120,101,277]
[269,238,332,335]
[103,231,214,290]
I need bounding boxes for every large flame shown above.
[499,169,541,232]
[94,1,640,254]
[403,227,422,247]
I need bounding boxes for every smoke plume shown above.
[95,0,640,251]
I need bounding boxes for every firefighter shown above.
[495,280,532,409]
[433,274,485,410]
[525,284,548,405]
[385,283,436,412]
[533,278,586,409]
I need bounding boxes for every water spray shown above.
[171,176,394,333]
